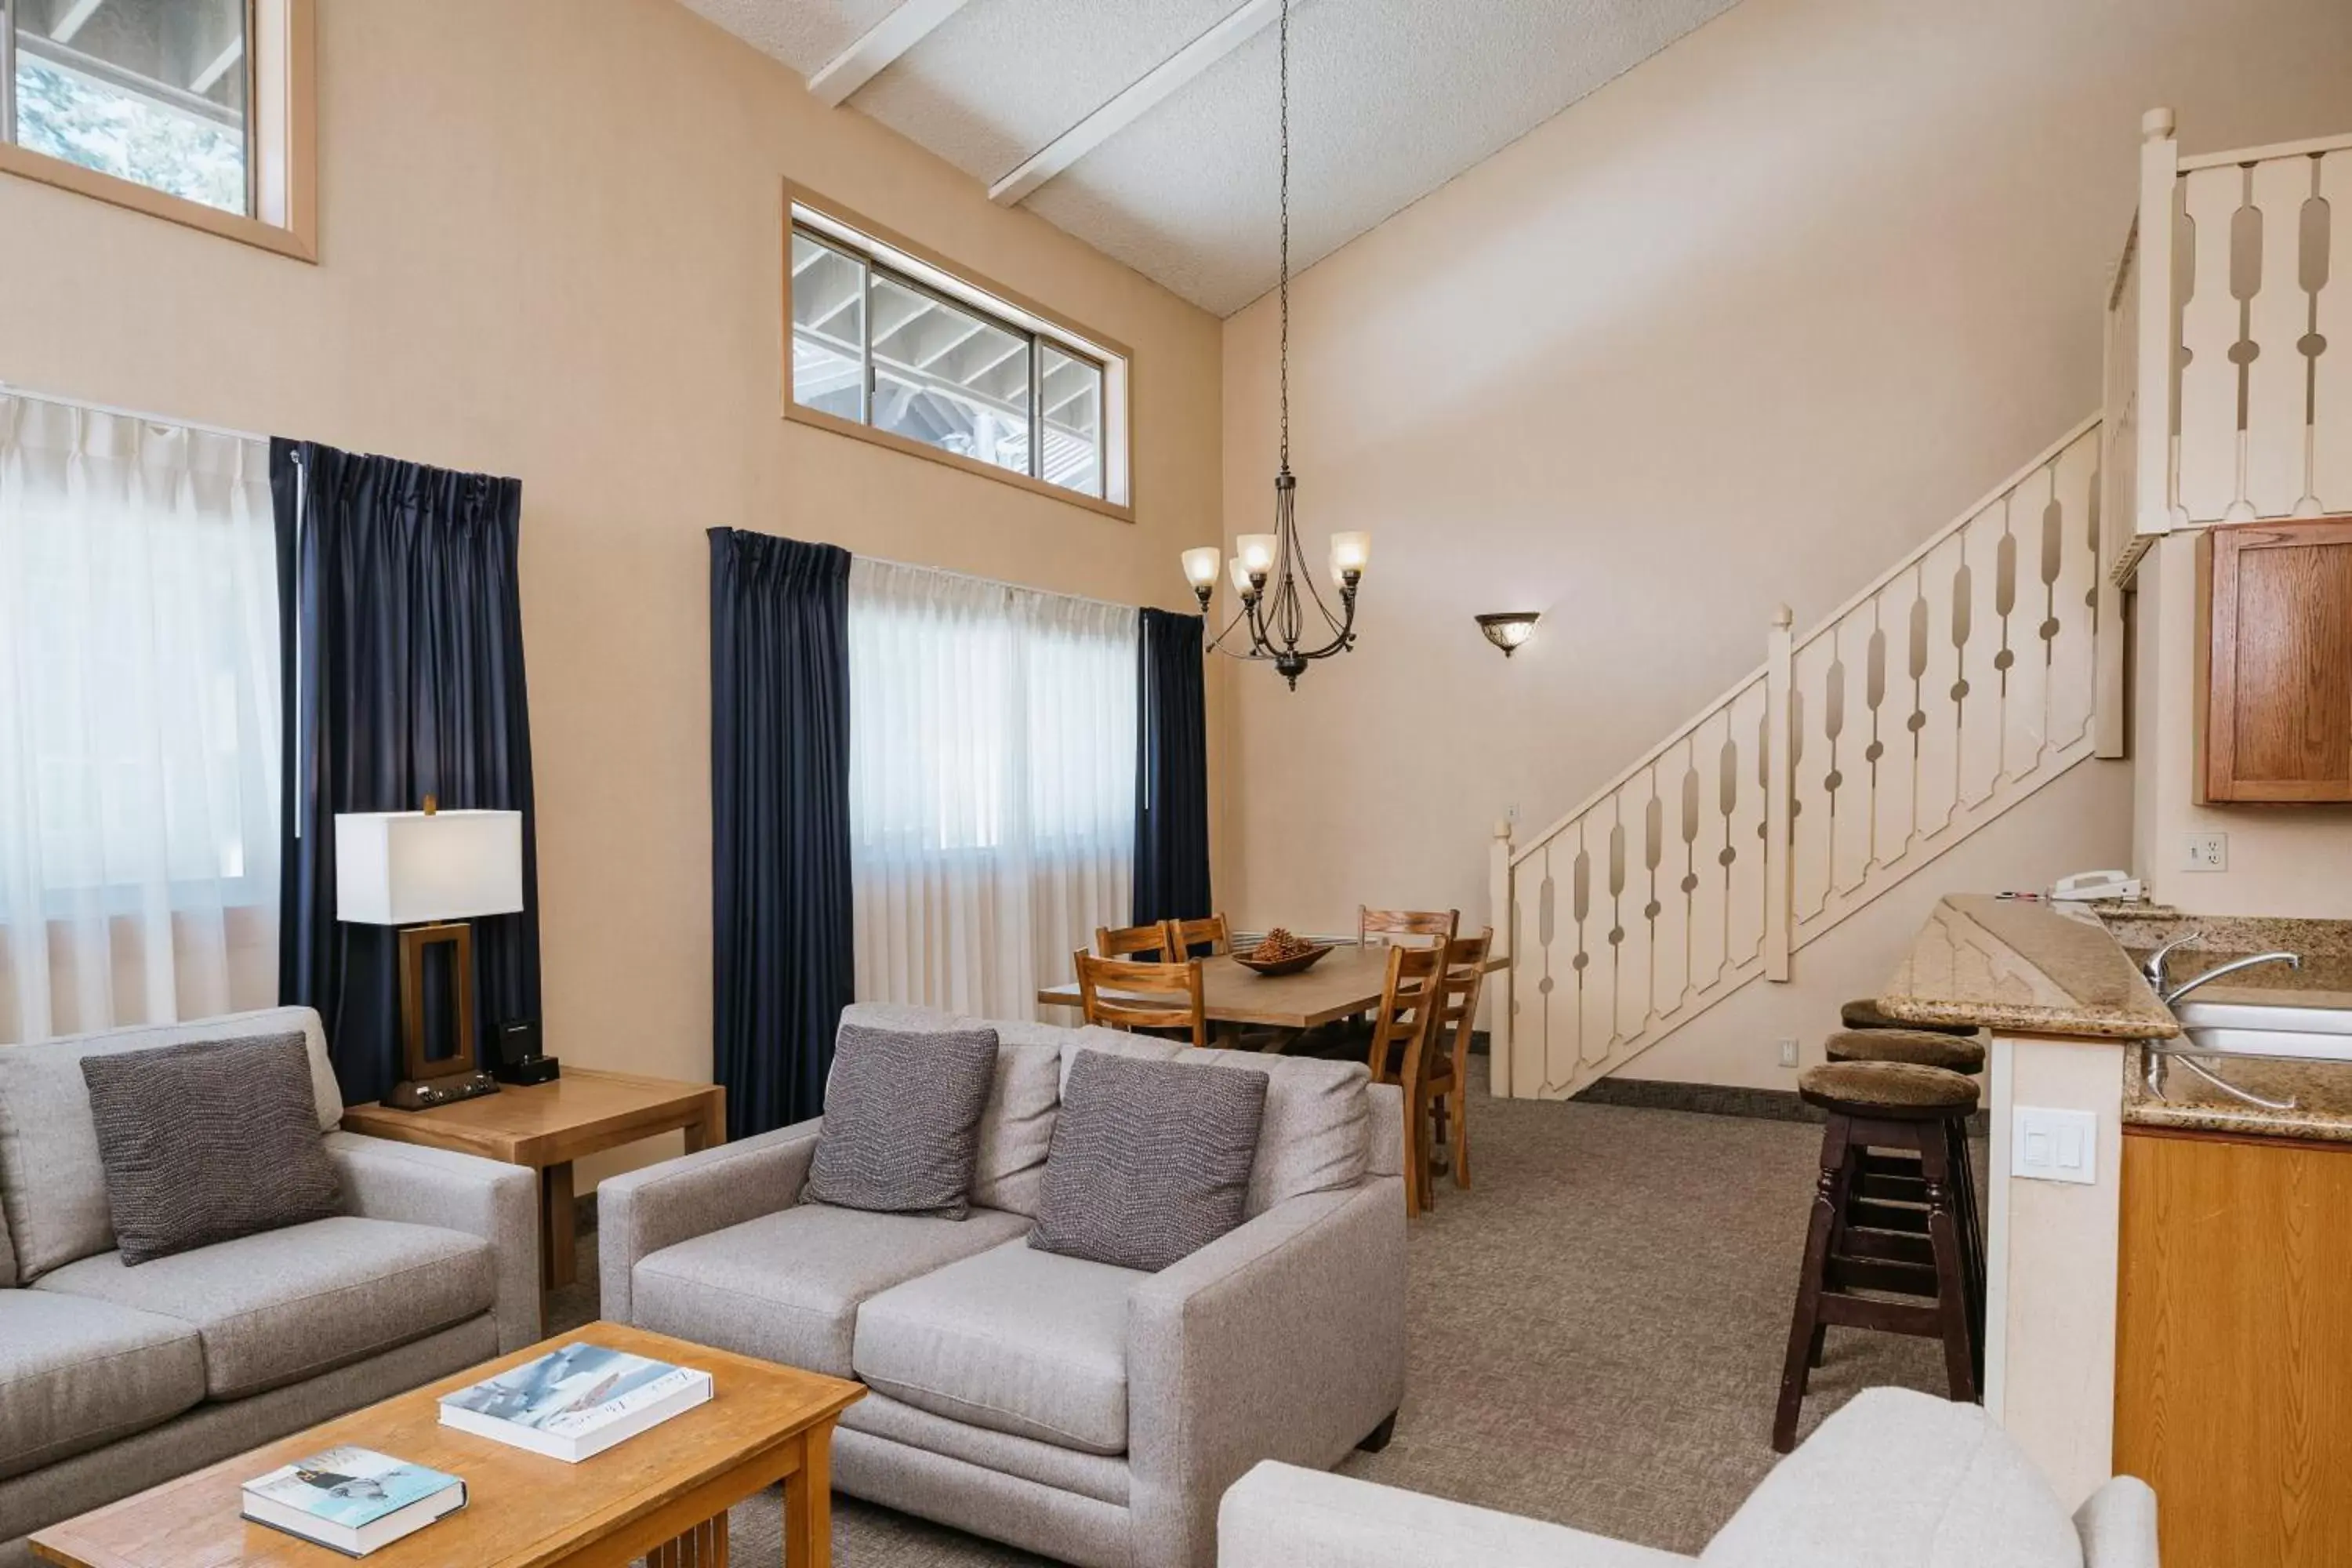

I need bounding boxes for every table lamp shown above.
[336,798,524,1110]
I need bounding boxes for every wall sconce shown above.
[1476,612,1541,657]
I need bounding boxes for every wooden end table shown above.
[342,1069,725,1305]
[31,1322,860,1568]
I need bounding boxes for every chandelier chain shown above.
[1278,0,1290,471]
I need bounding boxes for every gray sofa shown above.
[600,1002,1408,1568]
[0,1007,540,1563]
[1220,1386,2159,1567]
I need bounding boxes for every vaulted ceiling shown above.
[681,0,1741,316]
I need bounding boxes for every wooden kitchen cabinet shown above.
[2196,516,2352,802]
[2115,1127,2352,1566]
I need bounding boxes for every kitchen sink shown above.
[2172,999,2352,1062]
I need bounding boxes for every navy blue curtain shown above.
[1133,608,1212,925]
[709,528,855,1138]
[273,440,541,1105]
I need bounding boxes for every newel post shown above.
[1488,818,1514,1098]
[1763,605,1795,983]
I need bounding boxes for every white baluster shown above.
[1613,780,1653,1041]
[2317,151,2352,514]
[2178,165,2245,522]
[1789,631,1835,926]
[1687,707,1732,991]
[1726,679,1770,968]
[1831,611,1877,897]
[1577,811,1617,1068]
[2245,155,2314,517]
[1914,533,1965,835]
[2048,434,2102,750]
[1650,739,1693,1020]
[1762,608,1795,984]
[1958,500,2007,808]
[1872,570,1921,869]
[2002,466,2055,781]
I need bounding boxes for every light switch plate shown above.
[2183,832,2228,873]
[2012,1106,2099,1185]
[1777,1039,1799,1069]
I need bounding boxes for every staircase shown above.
[1488,417,2107,1099]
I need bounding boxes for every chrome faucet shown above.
[2161,950,2301,1007]
[2142,948,2303,1110]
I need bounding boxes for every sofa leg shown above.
[1356,1412,1399,1453]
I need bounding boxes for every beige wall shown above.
[1215,0,2352,1081]
[2129,532,2352,918]
[0,0,1221,1169]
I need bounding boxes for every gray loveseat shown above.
[600,1003,1409,1568]
[0,1007,540,1563]
[1220,1386,2159,1567]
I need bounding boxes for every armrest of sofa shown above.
[1126,1174,1408,1568]
[325,1131,539,1354]
[1220,1461,1693,1568]
[593,1118,822,1323]
[2075,1477,2158,1568]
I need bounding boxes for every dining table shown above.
[1036,943,1507,1048]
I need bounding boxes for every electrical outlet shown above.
[2183,832,2229,873]
[1777,1038,1799,1069]
[1506,801,1521,825]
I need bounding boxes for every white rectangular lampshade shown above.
[335,810,525,926]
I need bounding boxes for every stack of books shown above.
[438,1341,715,1462]
[242,1446,466,1556]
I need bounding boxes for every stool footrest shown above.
[1813,1293,1945,1338]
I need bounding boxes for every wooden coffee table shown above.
[342,1069,726,1301]
[31,1323,861,1568]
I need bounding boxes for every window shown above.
[0,0,314,260]
[0,390,283,1044]
[786,188,1131,517]
[845,557,1137,1019]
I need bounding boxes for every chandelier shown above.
[1178,0,1367,691]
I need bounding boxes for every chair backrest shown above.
[1167,912,1231,959]
[1408,927,1492,1091]
[1096,922,1171,961]
[1364,942,1445,1085]
[1359,906,1459,949]
[1073,949,1209,1049]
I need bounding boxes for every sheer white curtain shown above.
[0,392,281,1044]
[848,557,1137,1020]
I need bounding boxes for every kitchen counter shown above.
[2123,1045,2352,1144]
[1877,894,2180,1039]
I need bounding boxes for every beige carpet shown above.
[555,1060,1958,1563]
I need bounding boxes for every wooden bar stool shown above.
[1822,1027,1987,1328]
[1773,1061,1981,1453]
[1839,996,1980,1036]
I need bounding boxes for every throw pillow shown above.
[1032,1048,1268,1272]
[806,1022,1000,1219]
[79,1033,346,1267]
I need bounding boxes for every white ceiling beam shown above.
[807,0,969,109]
[989,0,1283,206]
[188,35,245,96]
[48,0,107,45]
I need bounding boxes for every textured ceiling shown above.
[683,0,1741,317]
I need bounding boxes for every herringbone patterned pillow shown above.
[1031,1048,1268,1272]
[807,1023,1000,1218]
[79,1033,345,1266]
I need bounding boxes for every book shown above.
[437,1341,714,1462]
[242,1446,466,1557]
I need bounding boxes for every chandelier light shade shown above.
[1477,612,1541,657]
[1174,0,1366,691]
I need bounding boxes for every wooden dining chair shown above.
[1073,949,1209,1049]
[1095,922,1172,960]
[1359,906,1459,949]
[1364,942,1446,1215]
[1401,927,1493,1212]
[1166,913,1232,959]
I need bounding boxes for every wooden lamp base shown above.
[385,920,502,1112]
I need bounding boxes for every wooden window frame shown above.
[782,180,1134,524]
[0,0,315,262]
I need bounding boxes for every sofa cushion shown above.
[0,1291,205,1480]
[1034,1050,1267,1272]
[855,1238,1142,1456]
[837,1003,1068,1216]
[631,1201,1030,1377]
[808,1022,999,1219]
[82,1033,345,1266]
[1058,1033,1370,1217]
[0,1006,338,1281]
[1700,1388,2082,1568]
[30,1215,494,1400]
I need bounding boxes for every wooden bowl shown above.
[1234,942,1332,977]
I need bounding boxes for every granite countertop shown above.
[2123,1046,2352,1145]
[1877,894,2180,1039]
